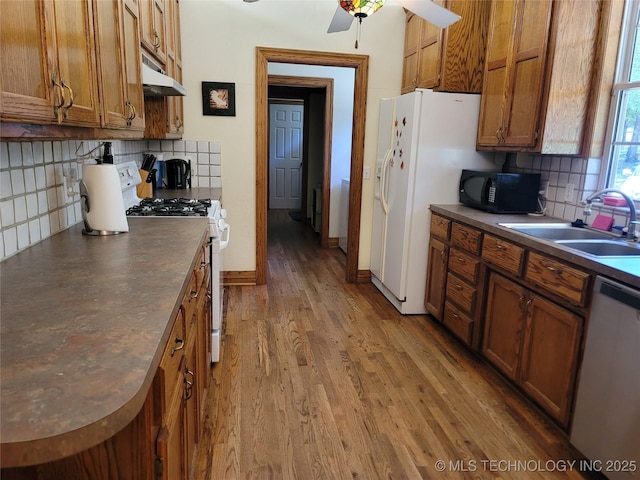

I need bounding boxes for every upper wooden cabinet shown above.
[166,0,184,137]
[144,0,184,139]
[401,0,491,94]
[0,0,100,127]
[94,0,145,132]
[139,0,167,65]
[477,0,623,155]
[1,0,148,137]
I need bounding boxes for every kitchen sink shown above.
[499,223,616,240]
[555,240,640,257]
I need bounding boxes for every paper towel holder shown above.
[80,164,129,236]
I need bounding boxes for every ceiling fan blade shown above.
[398,0,461,28]
[327,5,355,33]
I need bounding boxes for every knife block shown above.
[136,169,153,199]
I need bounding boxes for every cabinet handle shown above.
[184,369,194,400]
[495,242,506,250]
[451,311,459,318]
[61,80,74,119]
[190,289,198,299]
[125,101,136,124]
[459,228,468,237]
[545,264,563,274]
[51,74,66,123]
[153,31,161,51]
[518,295,532,311]
[454,283,464,290]
[456,256,466,264]
[170,337,184,356]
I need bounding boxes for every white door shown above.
[269,103,303,209]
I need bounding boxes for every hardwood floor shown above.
[194,209,600,480]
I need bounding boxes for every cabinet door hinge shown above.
[534,129,539,141]
[154,456,163,477]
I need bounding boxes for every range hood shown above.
[142,54,186,96]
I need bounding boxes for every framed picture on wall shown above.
[202,82,236,116]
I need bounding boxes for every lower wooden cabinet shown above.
[482,273,525,381]
[1,237,212,479]
[483,272,583,426]
[425,236,448,319]
[156,241,211,479]
[520,294,582,425]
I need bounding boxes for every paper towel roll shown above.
[82,164,129,234]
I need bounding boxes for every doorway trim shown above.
[268,74,333,248]
[256,47,369,284]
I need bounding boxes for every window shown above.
[606,0,640,199]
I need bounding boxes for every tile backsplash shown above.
[0,139,222,261]
[506,153,637,231]
[147,140,222,189]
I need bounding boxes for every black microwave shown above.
[459,170,541,213]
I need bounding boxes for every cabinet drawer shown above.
[451,223,482,254]
[443,301,474,346]
[183,271,199,338]
[446,272,477,314]
[195,243,210,289]
[430,213,451,240]
[482,235,525,276]
[448,248,481,283]
[525,252,591,306]
[157,310,186,417]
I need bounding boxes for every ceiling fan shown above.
[328,0,461,48]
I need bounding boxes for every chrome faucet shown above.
[584,188,638,241]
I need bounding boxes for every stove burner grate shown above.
[127,198,212,217]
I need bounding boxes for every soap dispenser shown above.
[102,142,114,164]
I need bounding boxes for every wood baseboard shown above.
[223,271,257,285]
[327,237,339,248]
[223,269,369,285]
[356,270,371,283]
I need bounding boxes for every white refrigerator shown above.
[370,89,497,314]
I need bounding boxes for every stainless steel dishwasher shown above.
[571,276,640,479]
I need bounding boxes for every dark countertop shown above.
[0,217,210,467]
[431,204,640,289]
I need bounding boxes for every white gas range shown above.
[117,161,230,363]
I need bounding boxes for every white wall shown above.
[180,0,405,272]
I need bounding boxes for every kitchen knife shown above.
[146,169,157,183]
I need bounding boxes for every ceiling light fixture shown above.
[327,0,461,50]
[337,0,384,48]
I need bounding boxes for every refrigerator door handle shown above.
[380,147,393,214]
